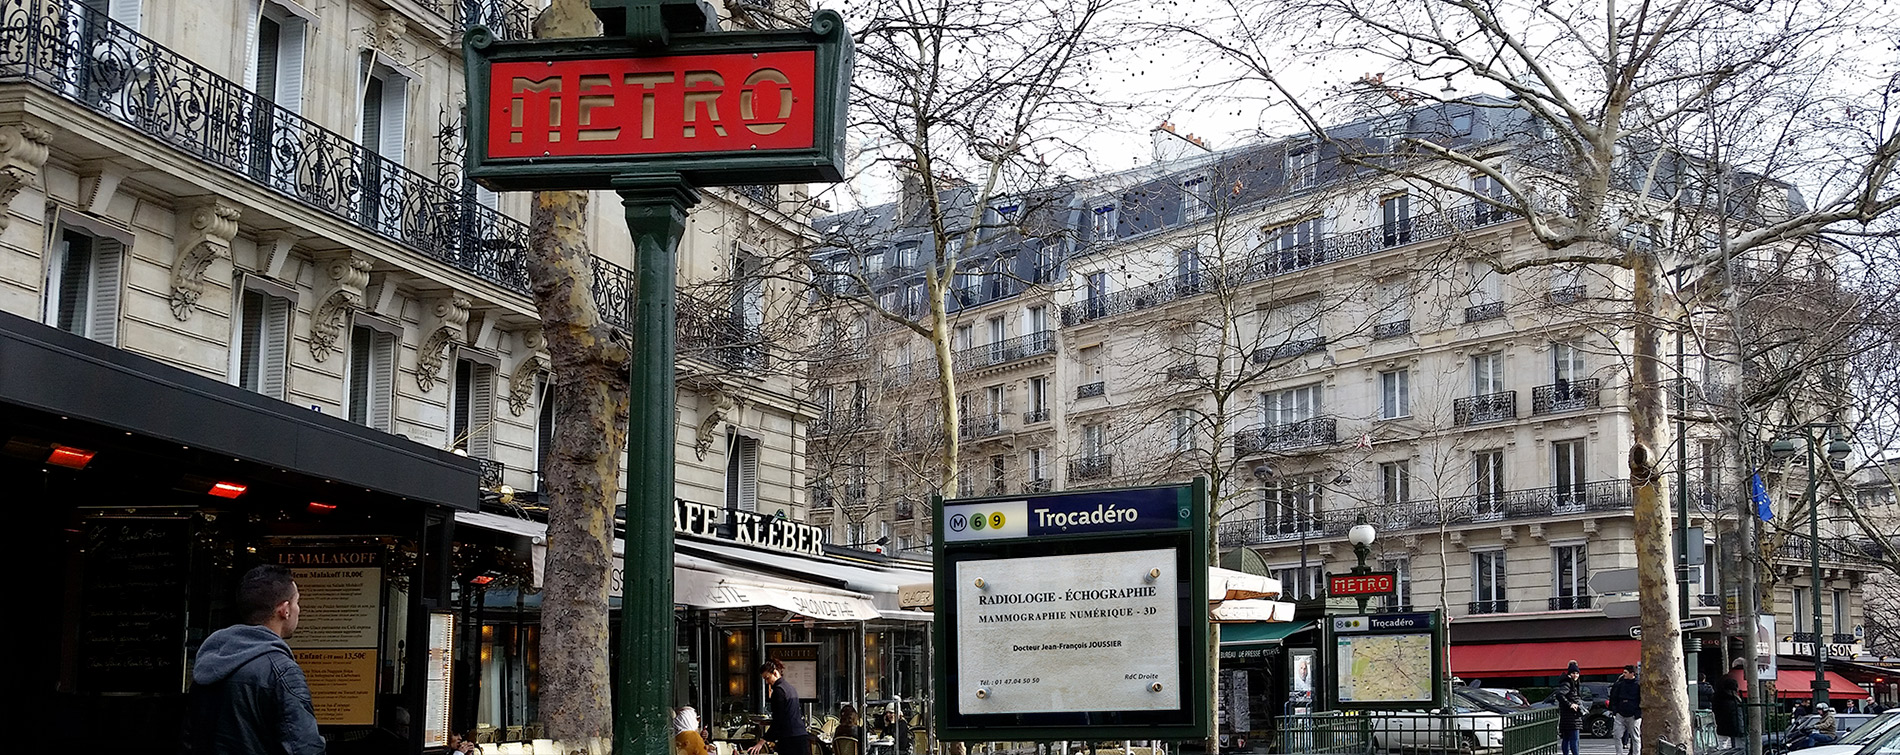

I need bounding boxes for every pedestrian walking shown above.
[186,564,326,755]
[1610,664,1643,755]
[751,659,811,755]
[1699,674,1715,711]
[1713,678,1744,749]
[1557,661,1585,755]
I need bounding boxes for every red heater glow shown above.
[46,445,96,469]
[208,481,248,498]
[469,575,496,586]
[306,501,338,513]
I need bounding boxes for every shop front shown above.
[453,502,934,753]
[1217,621,1317,753]
[6,310,480,754]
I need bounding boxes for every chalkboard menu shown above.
[79,518,190,694]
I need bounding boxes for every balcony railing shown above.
[1251,337,1327,364]
[1547,285,1586,304]
[1373,320,1411,340]
[1454,391,1518,426]
[1464,301,1506,323]
[957,413,1005,441]
[1060,201,1520,326]
[1774,534,1892,565]
[1076,381,1106,399]
[810,408,867,437]
[676,294,768,370]
[1217,480,1632,548]
[1549,595,1592,611]
[1532,378,1600,415]
[1070,454,1112,481]
[1023,408,1050,424]
[475,457,504,487]
[1235,417,1338,455]
[0,0,556,297]
[1024,479,1053,494]
[951,330,1055,371]
[1216,517,1324,545]
[1697,594,1722,608]
[1469,599,1511,615]
[1833,633,1859,645]
[880,362,927,387]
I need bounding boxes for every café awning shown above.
[1450,639,1640,678]
[1728,668,1870,700]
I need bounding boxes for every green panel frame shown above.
[463,11,851,191]
[1322,609,1448,712]
[931,480,1212,742]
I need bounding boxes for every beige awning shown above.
[675,567,883,621]
[1210,599,1298,623]
[1210,567,1282,601]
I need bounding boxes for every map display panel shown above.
[1335,633,1434,703]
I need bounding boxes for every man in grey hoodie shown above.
[187,564,326,755]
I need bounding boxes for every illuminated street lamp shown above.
[1348,513,1378,613]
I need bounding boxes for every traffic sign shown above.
[1589,567,1640,594]
[1628,617,1714,638]
[1602,599,1641,619]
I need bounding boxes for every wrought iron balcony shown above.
[1076,381,1106,399]
[1532,378,1600,415]
[0,0,562,301]
[1548,285,1586,304]
[1454,391,1517,426]
[1774,534,1891,565]
[810,408,867,437]
[1373,320,1411,340]
[1697,593,1722,608]
[1166,362,1201,381]
[676,295,768,371]
[1059,201,1522,326]
[1251,337,1327,363]
[1024,479,1053,494]
[952,330,1055,371]
[1070,454,1112,481]
[475,457,504,487]
[1023,408,1050,424]
[1464,301,1506,323]
[891,424,941,451]
[894,500,916,520]
[1469,600,1511,615]
[1834,633,1859,645]
[1548,595,1593,611]
[957,413,1005,441]
[1217,479,1632,548]
[1235,417,1338,455]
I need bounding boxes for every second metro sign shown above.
[463,12,851,191]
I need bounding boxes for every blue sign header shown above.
[1333,612,1435,633]
[942,487,1189,542]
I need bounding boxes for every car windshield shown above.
[1856,717,1900,755]
[1456,689,1530,714]
[1844,714,1900,745]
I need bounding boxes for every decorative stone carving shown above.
[693,389,739,460]
[168,199,242,320]
[1529,523,1546,541]
[308,253,373,361]
[415,293,470,392]
[506,329,549,416]
[367,11,408,59]
[0,124,51,230]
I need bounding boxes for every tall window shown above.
[1081,424,1106,458]
[1793,586,1810,630]
[1286,149,1317,190]
[863,249,886,277]
[984,384,1005,418]
[360,60,409,231]
[234,281,294,400]
[987,315,1007,346]
[451,354,497,458]
[725,432,760,511]
[1026,305,1048,334]
[1262,384,1322,427]
[1378,278,1411,327]
[1553,342,1584,384]
[1028,448,1049,483]
[1474,449,1506,513]
[534,375,555,490]
[1381,556,1412,611]
[988,454,1006,493]
[894,241,919,269]
[1265,474,1321,535]
[346,319,397,432]
[1470,261,1502,305]
[1552,544,1589,608]
[1272,565,1323,601]
[248,3,306,114]
[1085,271,1108,317]
[733,249,764,336]
[1380,460,1412,504]
[952,324,973,351]
[1267,217,1324,269]
[44,225,124,344]
[1182,176,1208,218]
[1027,375,1049,420]
[1380,193,1412,247]
[1554,439,1587,506]
[1172,408,1197,452]
[1091,204,1116,240]
[1177,247,1202,287]
[1473,353,1505,395]
[1472,173,1508,223]
[1379,369,1410,419]
[1473,550,1507,611]
[1833,590,1848,636]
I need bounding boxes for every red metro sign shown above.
[1328,572,1398,597]
[488,51,816,159]
[464,13,850,191]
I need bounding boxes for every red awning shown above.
[1727,668,1869,700]
[1451,640,1640,678]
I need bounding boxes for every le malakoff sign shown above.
[934,482,1212,742]
[463,10,851,191]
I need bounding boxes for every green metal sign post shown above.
[464,5,849,754]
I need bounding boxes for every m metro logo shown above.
[943,501,1028,542]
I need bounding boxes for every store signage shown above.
[464,11,851,191]
[1330,612,1445,709]
[1777,641,1861,658]
[675,498,825,557]
[935,482,1210,742]
[276,547,383,726]
[1328,572,1397,597]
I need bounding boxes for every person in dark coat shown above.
[751,660,811,755]
[1557,662,1585,755]
[1610,664,1643,755]
[186,564,326,755]
[1713,677,1745,748]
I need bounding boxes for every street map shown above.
[1335,633,1433,703]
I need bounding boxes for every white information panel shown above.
[955,548,1180,715]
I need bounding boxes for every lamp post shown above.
[1770,428,1853,707]
[1348,513,1378,614]
[1253,463,1351,601]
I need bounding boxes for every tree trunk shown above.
[929,270,960,494]
[1631,247,1691,754]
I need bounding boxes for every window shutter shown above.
[106,0,138,30]
[379,72,407,164]
[261,293,291,399]
[348,326,371,424]
[469,363,494,458]
[242,0,262,91]
[477,185,498,210]
[277,18,305,115]
[53,234,93,332]
[238,290,264,389]
[535,377,555,488]
[369,330,394,431]
[739,437,759,511]
[89,237,122,346]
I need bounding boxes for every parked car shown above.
[1466,687,1530,707]
[1368,688,1530,752]
[1770,711,1894,755]
[1534,682,1615,739]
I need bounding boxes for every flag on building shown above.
[1750,471,1774,521]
